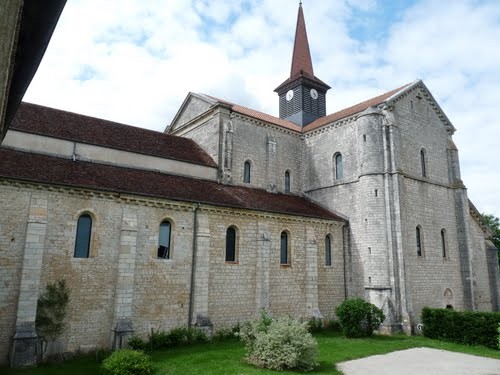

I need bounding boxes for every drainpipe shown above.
[188,203,200,327]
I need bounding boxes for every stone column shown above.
[191,211,211,324]
[266,135,277,192]
[305,226,322,318]
[255,222,271,313]
[222,121,234,184]
[11,193,48,367]
[112,207,138,349]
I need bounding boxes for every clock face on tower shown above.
[286,90,294,101]
[310,88,318,100]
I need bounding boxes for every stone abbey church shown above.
[1,3,499,367]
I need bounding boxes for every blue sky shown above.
[24,0,500,217]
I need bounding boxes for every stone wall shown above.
[469,215,494,311]
[0,181,345,364]
[228,115,303,192]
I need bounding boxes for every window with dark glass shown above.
[74,214,92,258]
[158,220,171,259]
[421,149,427,177]
[335,153,343,179]
[244,161,251,183]
[280,231,289,265]
[226,227,237,262]
[441,229,447,258]
[325,235,332,266]
[416,226,423,257]
[285,171,291,192]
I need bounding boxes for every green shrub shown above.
[128,336,148,351]
[306,317,323,333]
[150,326,208,350]
[239,310,318,372]
[213,323,240,341]
[421,307,500,349]
[498,323,500,349]
[325,319,342,332]
[101,350,153,375]
[335,298,385,338]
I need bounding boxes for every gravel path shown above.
[336,347,500,375]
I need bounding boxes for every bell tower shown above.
[274,2,331,127]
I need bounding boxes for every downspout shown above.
[188,203,200,326]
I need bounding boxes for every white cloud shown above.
[23,0,500,216]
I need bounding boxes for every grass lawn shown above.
[3,332,500,375]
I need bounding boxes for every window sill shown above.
[225,261,239,265]
[280,264,291,268]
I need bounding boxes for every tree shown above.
[482,213,500,249]
[36,279,70,356]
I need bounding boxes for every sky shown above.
[24,0,500,217]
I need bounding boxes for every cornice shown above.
[230,113,302,138]
[0,178,341,225]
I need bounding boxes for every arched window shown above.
[420,149,427,177]
[225,226,237,262]
[74,214,92,258]
[280,231,289,265]
[441,229,447,258]
[416,226,424,257]
[243,161,251,183]
[158,220,172,259]
[335,153,343,180]
[325,235,332,266]
[284,170,291,192]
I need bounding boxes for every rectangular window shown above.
[280,232,288,265]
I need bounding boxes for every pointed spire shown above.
[290,2,314,78]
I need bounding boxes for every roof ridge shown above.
[303,82,413,131]
[11,102,218,167]
[17,102,167,136]
[203,82,413,133]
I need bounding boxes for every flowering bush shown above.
[239,310,318,372]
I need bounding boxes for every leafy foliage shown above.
[150,327,208,350]
[336,298,385,338]
[325,319,343,332]
[306,317,324,333]
[100,350,153,375]
[239,310,318,372]
[36,279,70,342]
[212,323,240,342]
[422,307,500,349]
[482,213,500,249]
[128,336,148,351]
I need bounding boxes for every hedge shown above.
[421,307,500,349]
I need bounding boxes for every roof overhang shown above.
[0,0,66,142]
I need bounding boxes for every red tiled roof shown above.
[206,95,302,132]
[0,148,346,222]
[208,83,411,133]
[303,83,412,132]
[11,103,217,168]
